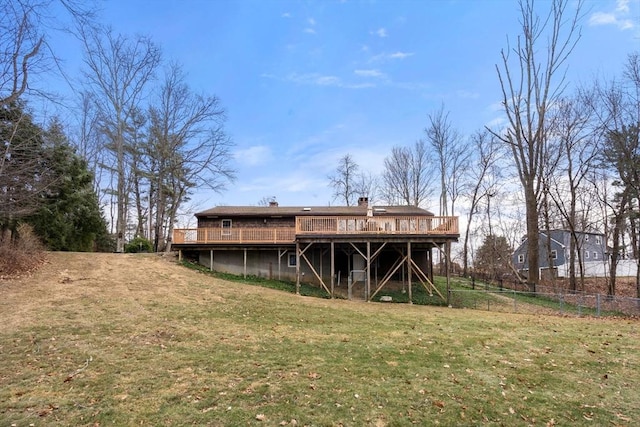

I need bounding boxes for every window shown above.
[595,235,601,244]
[517,254,524,264]
[221,219,232,235]
[288,253,297,267]
[550,250,558,260]
[585,234,589,242]
[585,250,590,259]
[593,252,598,260]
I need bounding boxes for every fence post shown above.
[596,294,601,317]
[578,294,583,317]
[513,289,517,313]
[559,294,564,315]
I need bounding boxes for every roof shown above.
[195,205,435,218]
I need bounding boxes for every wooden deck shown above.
[173,215,458,245]
[173,227,297,244]
[296,215,457,235]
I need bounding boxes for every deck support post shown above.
[331,241,335,297]
[407,241,413,304]
[243,248,247,278]
[210,249,213,271]
[366,241,371,301]
[295,242,300,295]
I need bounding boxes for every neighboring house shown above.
[172,198,459,302]
[512,230,607,278]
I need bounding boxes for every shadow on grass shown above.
[180,260,503,308]
[180,260,333,299]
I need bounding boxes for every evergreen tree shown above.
[26,119,111,251]
[0,101,51,235]
[474,235,514,280]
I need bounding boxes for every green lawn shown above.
[1,253,638,426]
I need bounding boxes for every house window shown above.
[550,250,558,260]
[221,219,232,235]
[595,235,601,244]
[593,252,598,260]
[585,234,589,242]
[517,254,524,264]
[288,253,297,267]
[585,250,590,259]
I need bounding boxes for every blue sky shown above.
[47,0,640,212]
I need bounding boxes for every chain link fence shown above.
[448,285,640,317]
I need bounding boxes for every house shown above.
[172,197,459,302]
[512,230,607,278]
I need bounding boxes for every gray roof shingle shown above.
[196,205,434,217]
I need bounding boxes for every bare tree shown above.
[0,0,43,106]
[81,26,161,252]
[147,62,235,252]
[0,0,97,107]
[381,140,434,207]
[461,130,504,276]
[328,154,360,206]
[545,93,599,291]
[425,105,468,216]
[258,196,277,206]
[356,171,378,205]
[490,0,583,291]
[588,54,640,297]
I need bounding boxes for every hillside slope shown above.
[1,252,639,426]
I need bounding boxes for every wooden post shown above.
[295,242,300,295]
[366,241,371,301]
[243,248,247,278]
[408,241,413,304]
[331,241,335,298]
[210,249,213,271]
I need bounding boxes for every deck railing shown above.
[173,227,296,244]
[296,215,458,235]
[173,215,458,245]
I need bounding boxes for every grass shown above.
[1,254,639,426]
[181,260,333,299]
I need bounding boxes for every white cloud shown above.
[617,0,630,13]
[234,145,272,166]
[281,12,291,18]
[286,72,375,89]
[589,11,618,26]
[589,2,635,30]
[370,51,415,62]
[376,28,388,38]
[389,51,413,59]
[354,69,386,78]
[304,17,317,34]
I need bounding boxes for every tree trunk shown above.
[525,184,539,292]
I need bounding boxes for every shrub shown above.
[124,237,153,253]
[0,223,46,277]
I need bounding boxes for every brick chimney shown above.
[357,197,369,207]
[269,201,279,207]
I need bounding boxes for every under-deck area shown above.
[173,213,458,303]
